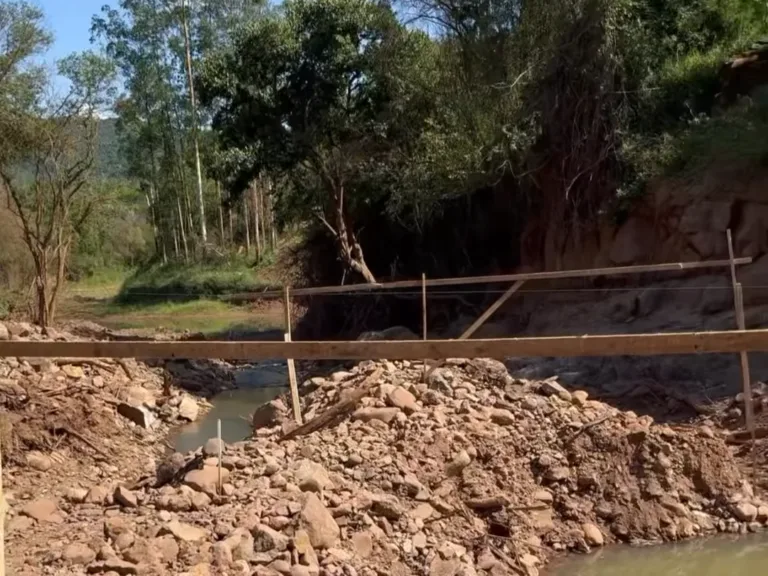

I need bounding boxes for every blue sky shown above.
[40,0,111,89]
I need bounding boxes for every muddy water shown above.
[549,534,768,575]
[172,362,287,453]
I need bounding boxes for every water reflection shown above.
[171,363,287,453]
[549,534,768,576]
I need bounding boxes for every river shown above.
[549,534,768,576]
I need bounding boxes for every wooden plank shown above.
[0,434,4,576]
[285,334,302,424]
[459,280,526,340]
[6,329,768,360]
[223,257,753,300]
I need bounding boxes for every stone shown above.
[0,323,8,341]
[63,542,96,565]
[117,403,156,429]
[732,502,758,522]
[533,490,553,504]
[7,516,34,533]
[301,492,340,549]
[178,396,200,421]
[61,364,85,379]
[582,523,604,546]
[609,216,654,264]
[373,494,405,520]
[410,503,435,520]
[184,466,229,495]
[21,498,61,523]
[291,567,311,576]
[353,407,400,424]
[86,559,141,575]
[114,486,138,508]
[351,531,373,558]
[252,399,288,429]
[429,557,460,576]
[223,528,254,561]
[572,390,589,407]
[530,509,555,533]
[539,380,572,402]
[296,460,333,493]
[26,451,52,471]
[148,536,177,564]
[160,519,208,543]
[85,485,112,505]
[203,437,225,457]
[104,517,131,540]
[253,524,290,552]
[268,559,292,574]
[445,450,471,477]
[387,387,419,413]
[115,531,136,552]
[757,505,768,523]
[413,532,428,549]
[490,409,515,426]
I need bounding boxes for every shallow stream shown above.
[549,534,768,575]
[171,362,287,453]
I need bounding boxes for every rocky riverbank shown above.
[1,323,766,576]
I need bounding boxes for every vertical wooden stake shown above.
[283,286,302,424]
[217,419,223,494]
[422,273,427,382]
[0,436,5,576]
[727,230,756,480]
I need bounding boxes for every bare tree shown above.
[0,52,116,326]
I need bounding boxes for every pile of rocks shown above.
[0,321,208,464]
[6,351,765,576]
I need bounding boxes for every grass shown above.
[117,259,278,304]
[60,262,284,334]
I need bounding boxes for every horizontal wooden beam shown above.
[3,328,768,360]
[224,257,753,300]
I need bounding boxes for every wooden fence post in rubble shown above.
[283,286,303,424]
[727,229,756,478]
[422,273,427,382]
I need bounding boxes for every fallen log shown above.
[280,368,383,442]
[726,427,768,443]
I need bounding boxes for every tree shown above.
[0,50,116,327]
[199,0,438,283]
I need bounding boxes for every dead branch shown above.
[280,368,383,442]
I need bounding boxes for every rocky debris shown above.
[5,349,767,576]
[178,395,200,421]
[20,498,61,523]
[63,542,97,565]
[0,321,9,340]
[25,451,52,472]
[300,493,340,549]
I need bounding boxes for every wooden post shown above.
[422,274,427,382]
[283,286,303,424]
[727,229,756,478]
[0,436,5,576]
[216,419,223,494]
[426,280,526,379]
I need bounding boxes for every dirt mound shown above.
[3,331,762,576]
[0,322,210,465]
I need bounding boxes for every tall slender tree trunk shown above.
[268,189,277,249]
[228,201,234,245]
[217,182,225,246]
[259,185,267,250]
[243,195,251,253]
[173,223,180,259]
[181,0,207,243]
[252,186,261,259]
[177,196,189,262]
